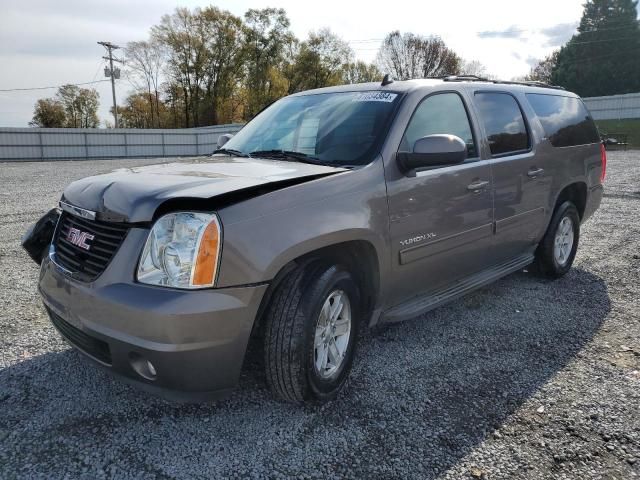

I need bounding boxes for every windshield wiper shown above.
[248,149,327,165]
[212,148,249,157]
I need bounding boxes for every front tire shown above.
[535,201,580,278]
[263,262,361,403]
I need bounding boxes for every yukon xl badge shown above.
[400,233,436,247]
[67,227,95,251]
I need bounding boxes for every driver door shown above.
[385,91,495,307]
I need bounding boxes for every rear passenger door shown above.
[473,91,551,262]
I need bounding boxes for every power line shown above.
[0,79,110,93]
[90,59,106,83]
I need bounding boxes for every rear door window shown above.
[526,94,600,147]
[474,92,530,156]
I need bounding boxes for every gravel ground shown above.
[0,153,639,479]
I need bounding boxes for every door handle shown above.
[527,167,544,178]
[466,180,489,192]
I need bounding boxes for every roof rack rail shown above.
[442,75,488,82]
[439,75,565,90]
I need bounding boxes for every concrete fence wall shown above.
[583,93,640,121]
[0,124,243,162]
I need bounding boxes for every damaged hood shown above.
[62,156,345,223]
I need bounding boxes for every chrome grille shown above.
[52,211,128,281]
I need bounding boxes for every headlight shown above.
[137,212,222,289]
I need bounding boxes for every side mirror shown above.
[217,133,234,149]
[397,134,467,172]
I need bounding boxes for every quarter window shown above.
[474,92,529,156]
[400,93,477,158]
[526,94,600,147]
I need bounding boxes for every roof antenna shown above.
[381,73,394,86]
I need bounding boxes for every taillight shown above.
[599,143,607,182]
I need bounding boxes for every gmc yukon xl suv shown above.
[23,77,605,403]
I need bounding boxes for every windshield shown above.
[221,91,401,166]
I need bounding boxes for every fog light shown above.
[129,352,157,381]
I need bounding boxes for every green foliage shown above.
[342,61,382,84]
[138,6,382,125]
[551,0,640,96]
[287,29,354,93]
[56,85,100,128]
[151,6,246,127]
[30,98,66,127]
[117,8,469,127]
[31,85,100,128]
[595,118,640,147]
[243,8,296,118]
[52,6,479,128]
[113,92,174,129]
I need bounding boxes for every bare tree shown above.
[376,31,461,80]
[461,59,487,77]
[125,40,166,127]
[525,51,559,84]
[151,8,208,127]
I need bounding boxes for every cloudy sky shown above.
[0,0,585,127]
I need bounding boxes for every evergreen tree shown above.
[552,0,640,96]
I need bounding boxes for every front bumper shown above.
[38,252,267,402]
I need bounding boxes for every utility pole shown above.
[98,41,123,128]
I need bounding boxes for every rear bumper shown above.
[38,255,268,402]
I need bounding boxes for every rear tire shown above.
[534,201,580,278]
[263,262,361,403]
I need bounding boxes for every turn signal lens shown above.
[192,218,221,286]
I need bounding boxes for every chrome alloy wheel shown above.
[314,289,352,379]
[554,216,574,266]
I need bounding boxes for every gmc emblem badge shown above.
[66,227,95,251]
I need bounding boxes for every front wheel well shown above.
[555,182,587,220]
[253,240,380,335]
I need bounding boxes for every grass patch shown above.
[595,119,640,148]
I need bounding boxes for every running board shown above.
[381,253,534,323]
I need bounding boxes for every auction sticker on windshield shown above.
[352,92,398,102]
